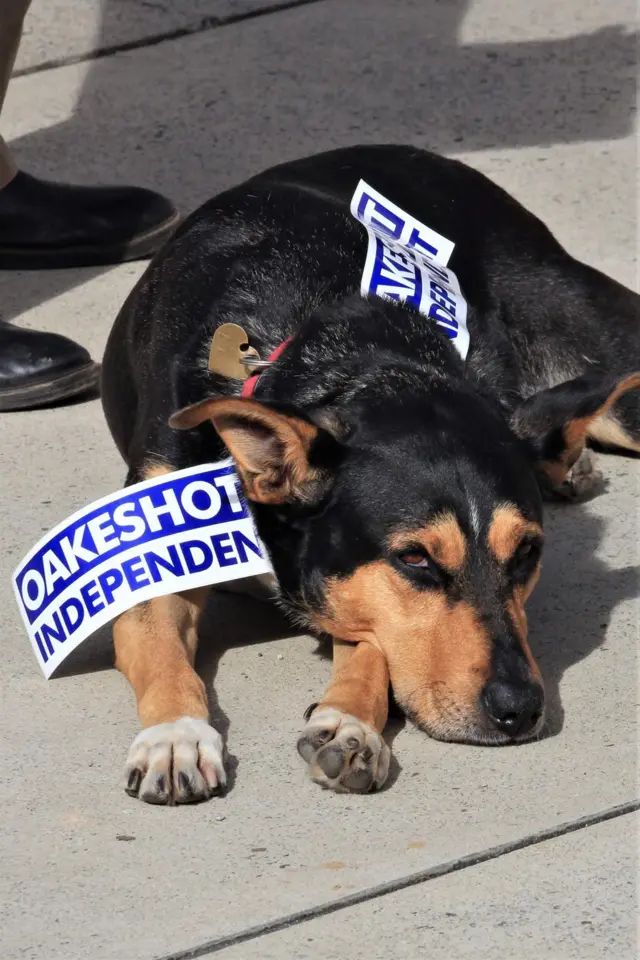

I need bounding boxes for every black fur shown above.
[103,144,639,466]
[101,144,640,739]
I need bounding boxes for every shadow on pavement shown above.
[528,492,639,739]
[2,0,637,319]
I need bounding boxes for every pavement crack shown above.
[154,798,640,959]
[13,0,331,78]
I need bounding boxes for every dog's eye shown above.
[511,537,543,578]
[393,548,444,589]
[391,547,446,589]
[515,539,540,563]
[398,550,431,568]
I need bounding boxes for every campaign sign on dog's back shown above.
[351,180,470,360]
[13,462,273,678]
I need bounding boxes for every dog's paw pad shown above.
[124,717,226,805]
[297,708,390,794]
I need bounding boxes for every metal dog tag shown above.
[208,323,260,379]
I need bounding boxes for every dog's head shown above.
[171,368,639,745]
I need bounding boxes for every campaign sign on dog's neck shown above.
[12,462,273,678]
[351,180,470,360]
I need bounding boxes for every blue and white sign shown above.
[350,180,470,360]
[13,462,273,678]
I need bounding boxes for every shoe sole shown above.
[0,211,182,270]
[0,361,101,411]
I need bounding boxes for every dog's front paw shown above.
[543,448,606,502]
[124,716,226,805]
[297,707,390,794]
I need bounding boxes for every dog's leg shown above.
[114,587,226,804]
[297,639,391,793]
[588,408,640,454]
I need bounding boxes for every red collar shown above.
[241,337,293,399]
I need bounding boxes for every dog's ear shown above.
[510,371,640,485]
[169,397,340,505]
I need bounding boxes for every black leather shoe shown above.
[0,324,100,411]
[0,172,181,269]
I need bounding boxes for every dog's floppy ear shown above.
[169,397,339,505]
[511,371,640,485]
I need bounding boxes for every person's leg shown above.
[0,0,180,270]
[0,135,18,191]
[0,0,177,411]
[0,0,98,412]
[0,0,30,189]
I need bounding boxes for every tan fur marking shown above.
[598,373,640,410]
[172,397,322,505]
[114,461,210,729]
[114,587,210,728]
[313,561,493,735]
[588,413,640,453]
[316,639,390,732]
[563,415,594,463]
[539,459,568,486]
[488,504,543,564]
[557,373,640,476]
[388,512,467,573]
[313,537,543,736]
[506,586,542,684]
[141,460,175,480]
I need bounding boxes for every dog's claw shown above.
[126,768,141,795]
[124,716,226,805]
[297,707,390,794]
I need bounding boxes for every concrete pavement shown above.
[222,812,639,960]
[0,1,637,958]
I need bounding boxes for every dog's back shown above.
[102,144,640,471]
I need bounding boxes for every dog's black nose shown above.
[482,680,544,738]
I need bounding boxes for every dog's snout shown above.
[482,680,544,738]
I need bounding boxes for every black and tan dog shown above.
[101,145,640,804]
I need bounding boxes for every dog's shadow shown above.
[527,493,638,739]
[194,585,298,793]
